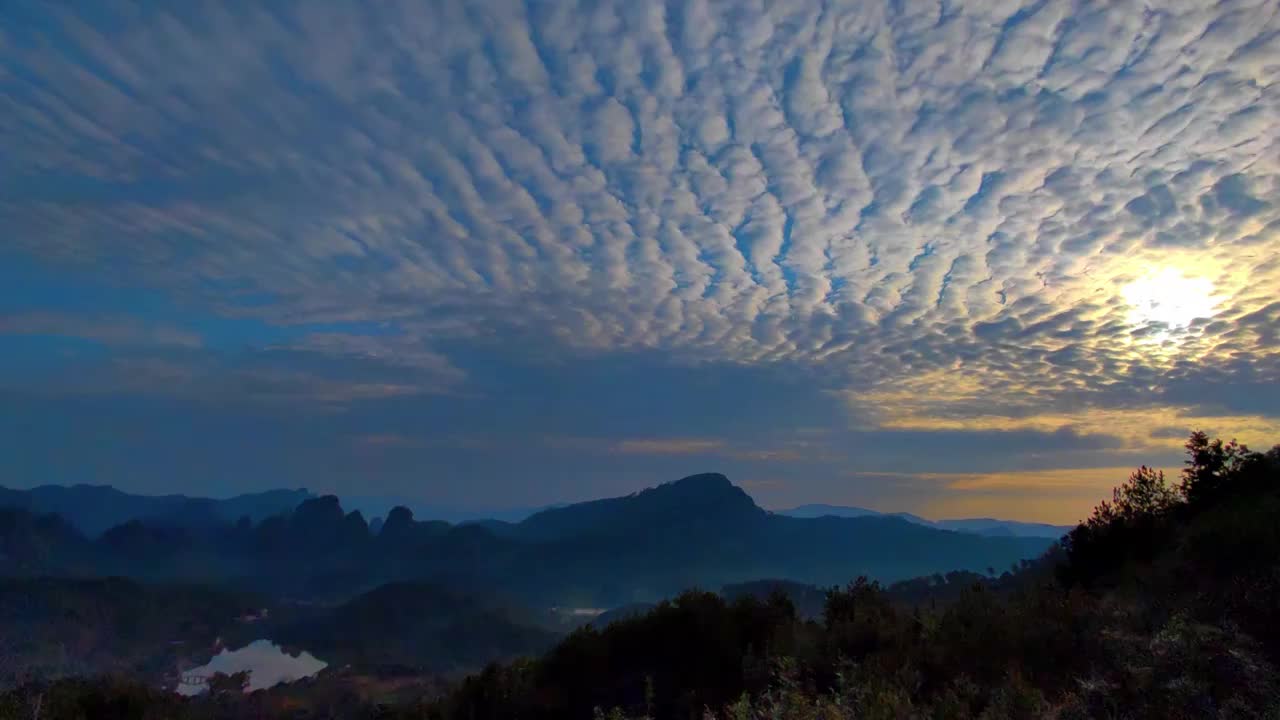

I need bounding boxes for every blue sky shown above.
[2,0,1278,523]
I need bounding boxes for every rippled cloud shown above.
[2,0,1278,517]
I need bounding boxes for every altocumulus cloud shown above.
[1,0,1278,518]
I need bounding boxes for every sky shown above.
[2,0,1278,524]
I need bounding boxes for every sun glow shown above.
[1121,267,1218,329]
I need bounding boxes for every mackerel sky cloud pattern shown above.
[2,0,1278,520]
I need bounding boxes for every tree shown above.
[1182,431,1255,506]
[1061,465,1180,587]
[1111,466,1178,519]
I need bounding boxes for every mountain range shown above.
[0,482,1067,540]
[0,484,313,537]
[1,473,1053,606]
[777,504,1073,538]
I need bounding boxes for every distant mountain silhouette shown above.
[490,474,1051,604]
[1,474,1053,605]
[343,494,565,524]
[781,503,932,524]
[778,504,1071,539]
[0,485,313,537]
[376,506,449,545]
[513,473,764,542]
[779,503,882,519]
[932,517,1073,538]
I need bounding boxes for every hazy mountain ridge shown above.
[778,503,1073,538]
[0,485,314,537]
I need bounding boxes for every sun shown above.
[1121,267,1218,328]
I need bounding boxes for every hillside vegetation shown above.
[0,577,262,688]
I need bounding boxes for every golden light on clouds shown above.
[864,402,1280,452]
[832,467,1170,525]
[916,466,1145,525]
[612,438,727,455]
[1122,267,1218,329]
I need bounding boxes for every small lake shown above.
[176,639,327,696]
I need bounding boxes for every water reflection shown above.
[177,639,326,696]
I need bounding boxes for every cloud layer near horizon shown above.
[2,0,1278,521]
